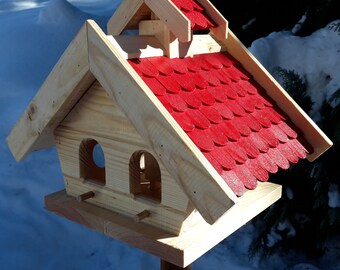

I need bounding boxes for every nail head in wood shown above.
[77,191,95,202]
[134,210,151,222]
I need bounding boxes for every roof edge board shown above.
[182,182,282,266]
[145,0,191,42]
[223,30,333,161]
[107,0,144,35]
[196,0,228,40]
[7,22,95,162]
[86,19,237,225]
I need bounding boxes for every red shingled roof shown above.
[128,52,311,196]
[171,0,216,30]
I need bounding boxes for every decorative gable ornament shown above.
[7,0,332,268]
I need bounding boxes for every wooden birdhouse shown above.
[7,0,332,268]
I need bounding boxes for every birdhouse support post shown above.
[161,260,192,270]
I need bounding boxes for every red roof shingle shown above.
[128,52,311,196]
[171,0,216,30]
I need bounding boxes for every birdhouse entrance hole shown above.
[79,139,106,185]
[129,151,161,202]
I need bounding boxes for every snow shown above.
[328,184,340,208]
[0,0,339,269]
[248,21,340,121]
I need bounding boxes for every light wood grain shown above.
[63,175,191,235]
[107,35,164,59]
[54,80,192,234]
[7,22,95,161]
[55,81,190,214]
[145,0,191,42]
[45,182,281,267]
[138,19,226,58]
[107,0,145,35]
[223,30,333,161]
[86,19,237,225]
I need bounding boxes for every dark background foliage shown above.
[210,0,340,261]
[211,0,340,46]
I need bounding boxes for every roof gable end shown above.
[7,20,237,225]
[107,0,228,42]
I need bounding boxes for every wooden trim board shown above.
[145,0,191,42]
[107,0,145,35]
[45,181,281,267]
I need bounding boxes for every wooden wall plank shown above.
[86,20,237,225]
[223,30,333,161]
[55,81,189,211]
[64,175,190,235]
[107,35,164,59]
[7,22,95,161]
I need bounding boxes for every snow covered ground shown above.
[0,0,339,269]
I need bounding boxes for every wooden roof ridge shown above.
[106,0,228,42]
[7,20,238,225]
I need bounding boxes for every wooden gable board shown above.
[143,0,191,42]
[108,0,191,42]
[6,23,95,162]
[107,0,146,35]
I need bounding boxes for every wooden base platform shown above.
[44,182,281,268]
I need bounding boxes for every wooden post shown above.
[160,260,191,270]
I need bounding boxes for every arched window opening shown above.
[79,139,106,185]
[129,151,161,202]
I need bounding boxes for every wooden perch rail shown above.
[77,191,95,202]
[134,210,151,222]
